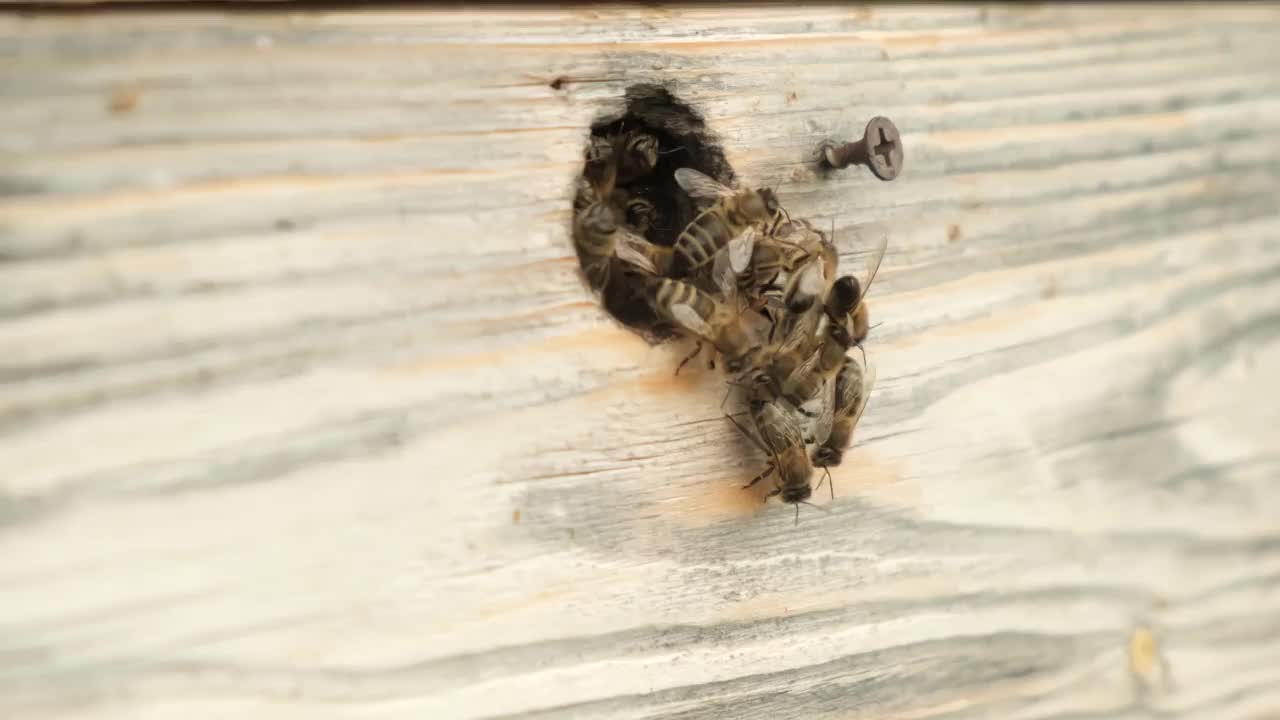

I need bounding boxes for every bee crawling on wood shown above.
[810,353,877,496]
[822,231,888,355]
[760,313,853,414]
[644,276,765,375]
[668,167,784,278]
[725,372,823,524]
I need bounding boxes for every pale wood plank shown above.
[2,5,1280,719]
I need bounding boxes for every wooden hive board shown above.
[2,5,1280,719]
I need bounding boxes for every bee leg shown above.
[675,342,703,376]
[743,463,777,489]
[814,466,835,501]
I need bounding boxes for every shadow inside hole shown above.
[573,83,737,341]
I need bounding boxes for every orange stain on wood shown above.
[106,85,138,114]
[661,472,771,528]
[831,447,917,509]
[381,324,644,376]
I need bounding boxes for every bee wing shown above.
[796,257,827,298]
[777,304,816,355]
[669,303,715,341]
[847,358,877,434]
[855,233,889,308]
[787,346,823,389]
[811,372,838,446]
[674,167,736,200]
[614,230,659,275]
[833,357,863,415]
[711,226,756,299]
[728,226,757,275]
[776,403,808,448]
[711,245,733,298]
[758,401,805,452]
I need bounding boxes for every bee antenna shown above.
[795,503,800,526]
[800,500,831,514]
[824,467,834,501]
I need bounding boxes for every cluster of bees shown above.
[572,126,884,522]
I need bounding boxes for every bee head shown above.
[830,275,860,315]
[626,198,656,231]
[742,369,776,398]
[780,484,812,504]
[812,446,842,467]
[629,134,659,171]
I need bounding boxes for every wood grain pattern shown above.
[3,5,1280,719]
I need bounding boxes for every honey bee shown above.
[759,315,851,413]
[705,226,767,306]
[732,220,837,345]
[668,168,782,277]
[584,129,661,186]
[625,196,658,236]
[583,135,617,186]
[755,294,823,381]
[572,179,667,290]
[645,276,763,375]
[726,377,816,523]
[811,355,877,493]
[825,233,888,351]
[615,130,660,184]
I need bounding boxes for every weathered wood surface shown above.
[3,5,1280,719]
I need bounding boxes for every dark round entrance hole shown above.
[570,84,736,340]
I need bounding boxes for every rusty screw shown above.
[820,116,903,181]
